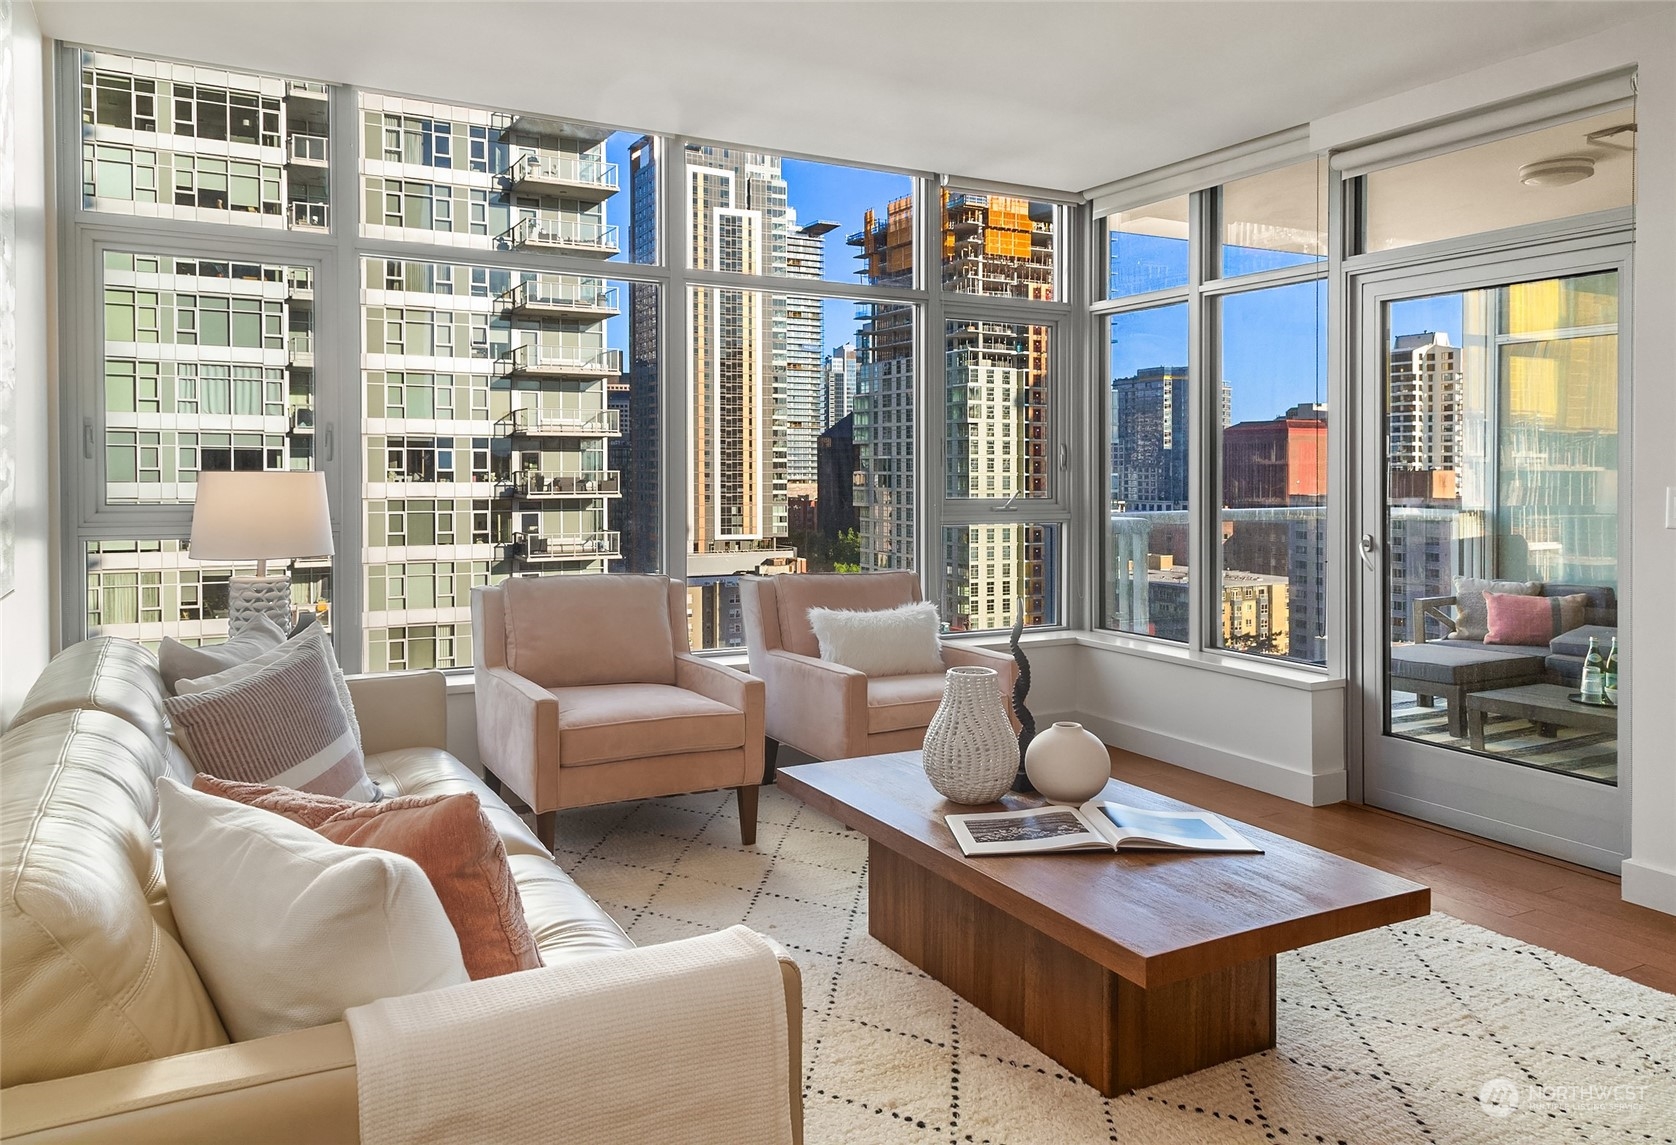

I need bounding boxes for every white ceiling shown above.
[35,0,1655,193]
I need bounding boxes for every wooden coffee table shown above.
[1464,681,1618,752]
[775,752,1430,1095]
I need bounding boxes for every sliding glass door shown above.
[1356,248,1629,870]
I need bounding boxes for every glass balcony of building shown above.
[513,530,621,561]
[494,343,623,380]
[500,151,619,202]
[285,266,314,303]
[288,330,314,367]
[496,277,619,321]
[496,215,618,257]
[495,405,621,437]
[289,200,329,231]
[502,469,622,500]
[285,80,329,103]
[288,405,315,435]
[287,133,328,168]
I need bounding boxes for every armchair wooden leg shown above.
[481,767,503,796]
[736,784,759,847]
[535,811,557,851]
[763,737,781,784]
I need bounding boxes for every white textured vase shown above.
[1024,721,1111,804]
[921,666,1017,805]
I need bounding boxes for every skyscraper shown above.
[1111,366,1192,511]
[621,137,662,574]
[822,342,859,428]
[785,221,836,488]
[1388,331,1460,471]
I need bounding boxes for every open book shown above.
[946,800,1263,857]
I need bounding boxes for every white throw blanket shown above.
[345,925,793,1145]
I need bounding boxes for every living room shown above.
[1,2,1673,1142]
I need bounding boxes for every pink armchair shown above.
[473,575,765,848]
[739,572,1017,772]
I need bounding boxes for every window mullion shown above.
[1187,189,1209,656]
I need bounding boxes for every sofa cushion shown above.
[866,672,946,734]
[11,637,178,766]
[1451,577,1540,641]
[809,600,944,677]
[0,710,229,1087]
[157,777,469,1042]
[503,574,675,689]
[553,683,745,767]
[164,632,379,802]
[1389,643,1546,688]
[158,613,288,694]
[1550,623,1618,660]
[1541,582,1616,626]
[193,777,543,981]
[773,572,920,659]
[365,747,551,860]
[1485,592,1588,647]
[508,853,635,965]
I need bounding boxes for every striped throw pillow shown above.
[165,633,378,801]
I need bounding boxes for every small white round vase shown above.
[1024,721,1110,804]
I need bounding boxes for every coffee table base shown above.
[869,841,1277,1096]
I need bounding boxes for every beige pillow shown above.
[1451,577,1540,641]
[157,777,469,1041]
[165,630,378,802]
[159,613,288,694]
[807,600,945,677]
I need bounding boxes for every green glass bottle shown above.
[1601,637,1619,703]
[1581,636,1604,702]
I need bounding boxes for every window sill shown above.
[1070,630,1346,692]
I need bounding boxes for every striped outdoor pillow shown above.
[165,632,378,801]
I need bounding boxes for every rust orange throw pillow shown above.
[192,775,542,980]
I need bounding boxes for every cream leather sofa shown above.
[0,638,802,1144]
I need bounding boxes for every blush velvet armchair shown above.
[739,571,1017,772]
[473,574,766,848]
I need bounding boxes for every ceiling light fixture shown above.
[1518,156,1595,188]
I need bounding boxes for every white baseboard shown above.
[1053,710,1347,807]
[1621,858,1676,916]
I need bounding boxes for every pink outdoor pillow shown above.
[1484,592,1588,646]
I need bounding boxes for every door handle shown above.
[1359,533,1377,569]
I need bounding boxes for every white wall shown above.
[0,0,53,729]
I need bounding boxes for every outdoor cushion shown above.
[1451,577,1539,641]
[552,682,744,767]
[1389,643,1545,688]
[1485,592,1589,646]
[1549,624,1618,660]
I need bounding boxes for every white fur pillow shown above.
[807,601,944,677]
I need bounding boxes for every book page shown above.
[946,806,1109,855]
[1088,802,1263,851]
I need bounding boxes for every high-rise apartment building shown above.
[621,137,662,575]
[849,193,1057,628]
[1111,366,1191,511]
[785,221,835,488]
[357,96,623,670]
[822,342,859,429]
[1388,331,1460,471]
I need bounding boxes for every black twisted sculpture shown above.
[1008,604,1037,792]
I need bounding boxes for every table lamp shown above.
[190,471,334,633]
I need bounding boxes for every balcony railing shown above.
[514,531,620,560]
[495,343,623,379]
[289,200,329,231]
[496,216,618,256]
[501,152,619,201]
[496,406,621,437]
[504,470,621,499]
[285,267,314,301]
[496,278,619,319]
[288,406,315,434]
[288,133,328,166]
[288,331,314,366]
[286,80,329,101]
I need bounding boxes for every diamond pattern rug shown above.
[551,786,1674,1144]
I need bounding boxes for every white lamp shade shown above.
[190,471,335,561]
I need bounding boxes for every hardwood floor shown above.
[1105,747,1676,996]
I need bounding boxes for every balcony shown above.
[495,343,623,380]
[514,530,621,562]
[497,216,618,257]
[289,200,329,232]
[501,152,619,202]
[288,406,315,435]
[286,267,314,303]
[285,80,329,102]
[288,331,314,368]
[502,470,622,500]
[497,278,620,320]
[496,406,621,438]
[287,133,328,168]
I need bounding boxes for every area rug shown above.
[552,787,1674,1145]
[1390,699,1617,784]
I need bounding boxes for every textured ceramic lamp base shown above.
[228,576,293,634]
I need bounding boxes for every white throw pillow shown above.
[807,600,944,677]
[174,623,364,753]
[159,613,288,694]
[157,777,469,1041]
